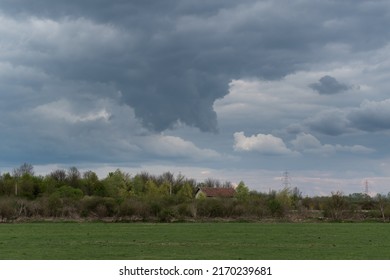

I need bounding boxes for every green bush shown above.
[119,199,136,216]
[46,193,63,217]
[268,199,285,217]
[176,202,195,218]
[158,208,176,222]
[56,185,83,200]
[196,199,227,218]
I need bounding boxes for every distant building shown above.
[195,187,236,199]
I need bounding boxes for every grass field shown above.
[1,222,390,259]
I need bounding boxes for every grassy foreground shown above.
[1,222,390,259]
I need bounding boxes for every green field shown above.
[1,222,390,259]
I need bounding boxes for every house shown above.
[195,187,236,199]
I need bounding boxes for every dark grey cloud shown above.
[309,76,351,95]
[1,0,390,133]
[304,99,390,135]
[348,99,390,132]
[305,110,351,136]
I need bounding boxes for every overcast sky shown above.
[2,0,390,195]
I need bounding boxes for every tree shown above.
[276,188,293,211]
[159,181,171,197]
[348,193,373,210]
[13,163,34,178]
[291,187,303,208]
[235,181,249,201]
[160,172,174,186]
[103,169,132,198]
[375,194,389,222]
[56,185,84,200]
[82,170,105,196]
[144,180,159,198]
[0,173,14,196]
[203,178,221,188]
[177,182,194,202]
[132,174,146,195]
[324,191,348,220]
[49,169,67,184]
[16,173,43,199]
[67,166,81,188]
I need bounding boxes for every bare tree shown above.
[203,178,221,188]
[50,169,67,183]
[13,163,34,178]
[326,191,348,220]
[67,166,81,187]
[375,194,388,222]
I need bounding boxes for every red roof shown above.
[197,187,236,198]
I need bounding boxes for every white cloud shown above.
[0,15,132,59]
[19,96,223,163]
[141,134,221,160]
[290,133,322,151]
[214,72,350,133]
[0,62,48,85]
[33,99,111,123]
[233,131,294,155]
[291,133,374,155]
[337,144,375,154]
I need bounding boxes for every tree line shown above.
[1,163,390,222]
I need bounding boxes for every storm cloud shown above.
[348,99,390,132]
[309,75,351,95]
[2,0,390,132]
[3,1,390,194]
[304,109,351,136]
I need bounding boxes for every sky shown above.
[1,0,390,196]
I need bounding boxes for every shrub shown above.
[56,185,83,200]
[119,199,136,216]
[47,193,63,217]
[196,199,228,218]
[176,202,195,218]
[0,197,16,221]
[268,199,285,217]
[323,192,349,221]
[158,208,176,222]
[81,196,118,218]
